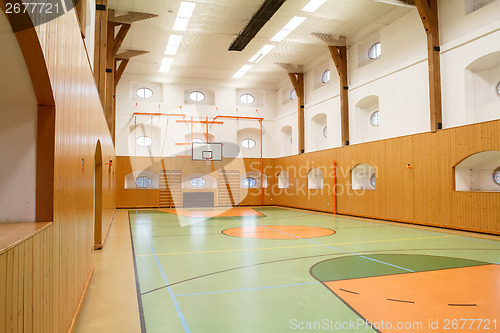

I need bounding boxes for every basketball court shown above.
[129,207,500,332]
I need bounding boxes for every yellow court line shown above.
[136,235,458,257]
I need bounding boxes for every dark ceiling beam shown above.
[229,0,286,51]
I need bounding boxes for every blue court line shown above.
[175,282,320,297]
[258,225,414,273]
[138,211,191,333]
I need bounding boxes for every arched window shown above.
[189,91,205,102]
[368,42,381,59]
[323,126,327,138]
[240,94,255,104]
[370,111,380,127]
[455,151,500,191]
[493,168,500,186]
[136,176,153,189]
[136,88,153,99]
[308,168,324,190]
[278,171,289,189]
[241,177,257,188]
[351,164,376,190]
[322,70,330,83]
[190,177,206,188]
[290,89,297,100]
[241,138,256,149]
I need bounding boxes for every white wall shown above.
[115,1,500,158]
[0,12,38,222]
[115,81,279,158]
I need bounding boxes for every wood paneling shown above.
[272,119,500,235]
[0,225,54,332]
[1,3,117,332]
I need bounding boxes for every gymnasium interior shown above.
[1,0,500,332]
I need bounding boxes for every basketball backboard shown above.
[192,142,223,161]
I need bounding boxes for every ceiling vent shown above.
[228,0,286,51]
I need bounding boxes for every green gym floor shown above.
[128,207,500,333]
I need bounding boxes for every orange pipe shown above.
[206,116,209,143]
[176,120,223,124]
[333,160,337,215]
[212,115,263,122]
[260,119,263,206]
[133,113,185,117]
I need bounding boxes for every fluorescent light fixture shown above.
[173,17,190,31]
[248,44,276,63]
[232,64,254,78]
[177,1,196,18]
[271,29,292,42]
[283,16,306,31]
[159,58,173,73]
[270,16,306,42]
[165,34,183,55]
[173,2,196,31]
[302,0,327,12]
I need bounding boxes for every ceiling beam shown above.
[286,71,305,155]
[415,0,442,132]
[312,32,350,146]
[114,59,129,88]
[112,23,131,56]
[328,45,350,146]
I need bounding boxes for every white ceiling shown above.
[109,0,412,89]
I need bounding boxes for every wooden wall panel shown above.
[272,119,500,235]
[0,225,54,333]
[0,4,117,332]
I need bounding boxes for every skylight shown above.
[159,58,173,73]
[173,1,196,31]
[248,44,276,63]
[165,34,183,55]
[302,0,327,12]
[233,65,254,79]
[270,16,306,42]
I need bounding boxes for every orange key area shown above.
[222,225,336,239]
[324,264,500,332]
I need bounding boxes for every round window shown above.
[493,168,500,186]
[136,176,152,189]
[368,42,381,59]
[322,70,330,83]
[136,88,153,99]
[189,91,205,102]
[496,82,500,96]
[370,174,376,188]
[240,94,255,104]
[290,89,297,100]
[190,177,206,188]
[241,138,256,149]
[242,177,257,188]
[323,126,327,138]
[370,111,380,127]
[136,136,152,147]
